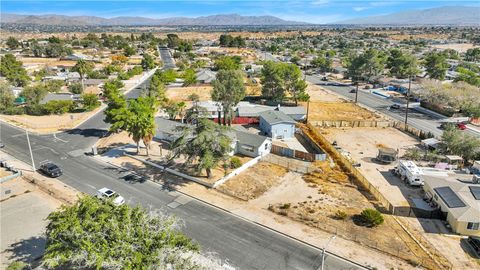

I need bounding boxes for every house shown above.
[259,110,296,139]
[40,93,81,104]
[154,118,271,158]
[423,176,480,236]
[196,101,224,119]
[43,72,81,82]
[236,102,306,121]
[63,53,94,61]
[232,127,271,158]
[196,69,217,84]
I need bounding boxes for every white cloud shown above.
[311,0,330,6]
[353,7,369,12]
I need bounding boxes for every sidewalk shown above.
[93,148,418,270]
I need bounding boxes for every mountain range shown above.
[0,13,306,26]
[336,6,480,26]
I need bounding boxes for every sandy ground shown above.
[302,101,381,122]
[166,85,213,102]
[305,82,343,102]
[431,43,479,53]
[401,217,480,270]
[322,127,421,207]
[217,162,287,200]
[0,105,105,134]
[93,134,424,269]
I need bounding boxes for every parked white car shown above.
[96,188,125,206]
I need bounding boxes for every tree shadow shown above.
[6,235,46,263]
[63,128,108,138]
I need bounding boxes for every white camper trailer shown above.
[397,160,424,186]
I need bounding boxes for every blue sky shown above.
[1,0,478,23]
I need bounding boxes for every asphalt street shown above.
[0,79,363,269]
[259,50,477,138]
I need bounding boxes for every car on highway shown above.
[123,172,148,183]
[389,104,401,110]
[349,89,357,93]
[96,188,125,206]
[439,122,468,130]
[39,161,63,177]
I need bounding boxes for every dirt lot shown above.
[217,162,287,200]
[431,43,479,53]
[302,101,381,121]
[321,127,421,207]
[260,161,449,269]
[305,82,343,102]
[166,85,213,102]
[0,105,104,134]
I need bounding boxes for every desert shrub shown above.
[25,104,46,115]
[230,157,242,169]
[402,147,422,161]
[81,93,100,111]
[333,210,348,220]
[279,203,291,210]
[360,208,384,227]
[68,82,83,94]
[6,261,28,270]
[43,100,75,115]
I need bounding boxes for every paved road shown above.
[159,46,176,69]
[0,84,364,269]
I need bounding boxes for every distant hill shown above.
[0,13,307,26]
[336,6,480,26]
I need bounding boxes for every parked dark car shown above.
[123,173,148,183]
[389,104,401,110]
[39,162,63,177]
[467,236,480,256]
[349,89,357,93]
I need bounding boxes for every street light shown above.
[320,235,336,270]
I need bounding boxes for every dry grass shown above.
[218,162,288,200]
[302,101,381,121]
[167,85,213,102]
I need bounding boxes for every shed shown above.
[259,110,296,139]
[421,138,441,150]
[376,147,398,164]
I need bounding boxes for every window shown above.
[265,143,268,150]
[467,222,480,230]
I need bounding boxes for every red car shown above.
[456,123,467,130]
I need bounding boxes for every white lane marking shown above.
[11,133,25,138]
[53,133,68,143]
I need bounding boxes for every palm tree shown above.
[72,59,93,91]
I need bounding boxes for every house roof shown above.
[234,130,269,148]
[40,93,80,104]
[424,176,480,222]
[259,110,295,125]
[236,102,306,118]
[278,106,306,115]
[155,117,186,136]
[196,69,216,83]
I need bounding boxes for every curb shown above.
[90,154,370,270]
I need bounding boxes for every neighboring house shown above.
[63,53,94,61]
[232,127,271,158]
[236,102,306,121]
[196,101,224,119]
[43,72,81,82]
[423,176,480,237]
[82,79,105,87]
[259,110,296,139]
[196,69,217,84]
[154,118,271,158]
[40,93,81,104]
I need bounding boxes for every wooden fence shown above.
[270,144,326,162]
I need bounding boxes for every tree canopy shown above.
[211,69,246,125]
[423,51,449,80]
[260,61,308,104]
[0,54,30,87]
[171,118,232,178]
[213,56,242,71]
[41,196,229,269]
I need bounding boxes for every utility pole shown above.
[354,75,359,103]
[25,129,35,171]
[404,75,412,126]
[320,235,336,270]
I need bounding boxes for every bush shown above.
[43,100,75,115]
[25,104,46,115]
[333,210,348,220]
[69,82,83,94]
[402,147,422,161]
[81,93,100,111]
[279,203,291,209]
[360,208,384,227]
[6,261,28,270]
[230,157,242,169]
